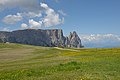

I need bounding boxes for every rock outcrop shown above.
[65,31,83,48]
[0,29,83,48]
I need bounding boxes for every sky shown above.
[0,0,120,48]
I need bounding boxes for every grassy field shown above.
[0,43,120,80]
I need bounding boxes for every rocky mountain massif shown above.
[0,29,83,48]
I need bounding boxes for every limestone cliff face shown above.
[0,29,83,48]
[45,29,66,47]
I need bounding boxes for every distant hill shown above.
[0,29,83,48]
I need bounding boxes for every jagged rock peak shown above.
[65,31,83,48]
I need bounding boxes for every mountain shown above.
[0,29,83,48]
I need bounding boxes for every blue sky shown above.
[45,0,120,35]
[0,0,120,47]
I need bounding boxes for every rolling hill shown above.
[0,43,120,80]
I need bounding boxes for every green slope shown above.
[0,43,120,80]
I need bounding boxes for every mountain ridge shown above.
[0,29,83,48]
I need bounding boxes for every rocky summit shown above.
[0,29,83,48]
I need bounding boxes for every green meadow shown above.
[0,43,120,80]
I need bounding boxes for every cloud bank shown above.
[80,34,120,48]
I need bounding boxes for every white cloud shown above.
[40,3,64,27]
[80,34,120,48]
[3,12,42,24]
[21,23,28,29]
[3,13,23,24]
[41,2,48,9]
[58,10,67,16]
[43,13,63,27]
[29,19,42,28]
[21,12,42,18]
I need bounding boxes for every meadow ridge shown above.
[0,43,120,80]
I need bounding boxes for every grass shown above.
[0,43,120,80]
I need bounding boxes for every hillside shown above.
[0,43,120,80]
